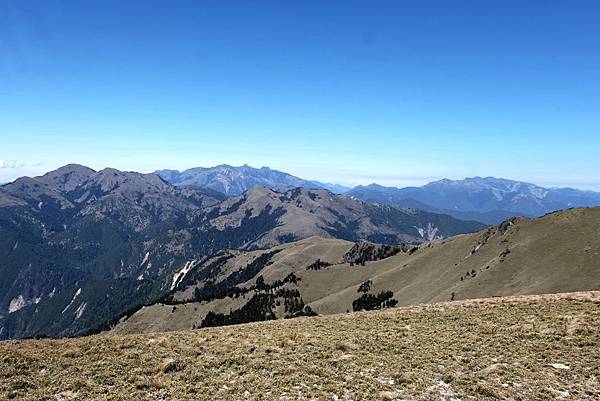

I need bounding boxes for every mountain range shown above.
[0,164,482,339]
[2,163,600,340]
[346,178,600,224]
[154,165,600,225]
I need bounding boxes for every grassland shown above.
[2,291,600,400]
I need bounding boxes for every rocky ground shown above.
[1,291,600,400]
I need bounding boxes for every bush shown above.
[357,280,372,293]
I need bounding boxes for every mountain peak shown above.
[244,186,277,196]
[157,164,327,196]
[365,183,387,189]
[38,164,97,192]
[48,163,96,174]
[41,164,96,179]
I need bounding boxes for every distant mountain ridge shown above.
[6,164,600,225]
[156,164,350,195]
[347,177,600,224]
[155,165,600,224]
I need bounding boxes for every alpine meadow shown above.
[2,1,600,400]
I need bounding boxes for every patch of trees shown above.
[269,272,302,287]
[352,290,398,312]
[276,288,304,315]
[77,277,158,337]
[461,267,485,282]
[207,271,303,301]
[191,250,282,303]
[323,218,362,243]
[200,293,276,328]
[160,254,237,305]
[192,204,287,256]
[254,276,269,291]
[342,242,417,266]
[284,295,304,315]
[198,283,319,328]
[306,258,333,270]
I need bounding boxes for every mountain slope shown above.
[156,164,350,195]
[0,165,480,340]
[203,186,484,248]
[114,206,600,334]
[347,184,520,224]
[347,178,600,224]
[0,165,226,340]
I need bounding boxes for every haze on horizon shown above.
[2,1,599,190]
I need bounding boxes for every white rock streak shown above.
[414,222,441,241]
[171,260,197,290]
[140,252,150,266]
[8,295,26,313]
[62,288,82,313]
[74,302,87,319]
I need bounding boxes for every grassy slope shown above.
[113,237,355,334]
[2,292,600,400]
[314,206,600,313]
[115,207,600,334]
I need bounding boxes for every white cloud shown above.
[0,160,26,169]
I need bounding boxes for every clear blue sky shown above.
[1,1,599,189]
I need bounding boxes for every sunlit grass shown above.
[1,292,599,400]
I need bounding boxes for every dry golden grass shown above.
[2,292,600,400]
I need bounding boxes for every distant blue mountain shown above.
[156,164,350,195]
[347,178,600,225]
[310,181,351,194]
[157,166,600,225]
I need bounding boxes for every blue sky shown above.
[1,1,599,189]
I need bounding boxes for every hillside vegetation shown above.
[115,207,600,334]
[2,292,599,400]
